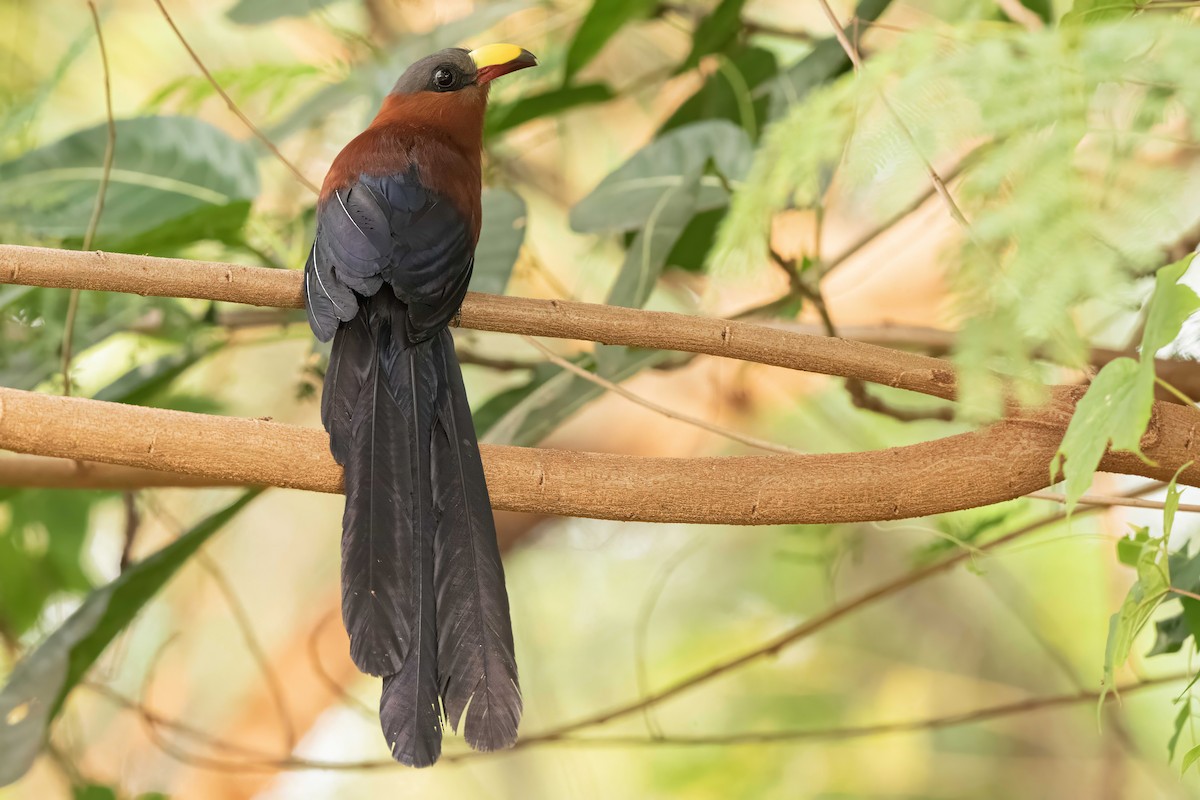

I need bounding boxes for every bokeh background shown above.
[3,0,1200,798]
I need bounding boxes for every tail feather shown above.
[322,311,372,464]
[326,293,519,768]
[430,331,522,751]
[335,296,421,677]
[379,427,442,769]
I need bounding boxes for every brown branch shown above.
[120,491,139,572]
[771,248,956,423]
[194,552,297,750]
[0,384,1196,523]
[5,246,1200,523]
[456,349,538,371]
[774,321,1200,403]
[0,454,238,489]
[151,0,320,195]
[86,670,1188,772]
[993,0,1045,30]
[516,506,1104,743]
[82,505,1173,772]
[546,673,1186,746]
[523,335,802,454]
[0,245,960,401]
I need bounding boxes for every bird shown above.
[302,44,536,768]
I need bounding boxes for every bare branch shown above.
[546,673,1186,746]
[0,454,238,489]
[523,335,802,455]
[515,505,1107,742]
[1028,490,1200,513]
[993,0,1045,31]
[62,2,117,397]
[816,0,974,234]
[2,385,1198,522]
[0,245,960,401]
[195,552,297,749]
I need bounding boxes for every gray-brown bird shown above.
[303,43,537,768]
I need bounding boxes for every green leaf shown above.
[609,165,700,307]
[1172,550,1200,595]
[664,207,725,273]
[74,785,118,800]
[486,83,615,138]
[1169,699,1190,762]
[474,189,527,296]
[477,346,672,445]
[1142,256,1200,365]
[0,491,259,787]
[1062,0,1136,26]
[1052,357,1144,510]
[676,0,747,74]
[0,24,93,144]
[570,121,753,234]
[1164,462,1190,542]
[662,47,778,139]
[562,0,657,85]
[1148,611,1190,656]
[226,0,339,24]
[92,341,222,407]
[0,491,99,638]
[1053,256,1199,511]
[0,116,259,253]
[606,173,701,308]
[1101,535,1169,706]
[1183,744,1200,775]
[1011,0,1053,25]
[1183,598,1200,649]
[1117,526,1153,567]
[1,290,185,392]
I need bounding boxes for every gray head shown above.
[390,45,537,95]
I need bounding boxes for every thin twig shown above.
[119,491,140,572]
[543,673,1188,746]
[195,552,297,749]
[306,611,375,718]
[770,248,954,423]
[522,335,803,455]
[993,0,1045,30]
[85,671,1189,770]
[83,501,1170,774]
[634,540,704,738]
[516,503,1122,744]
[151,0,320,195]
[457,349,539,372]
[84,681,271,759]
[1028,490,1200,513]
[62,1,116,397]
[815,0,974,235]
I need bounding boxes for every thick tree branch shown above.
[2,387,1199,524]
[0,454,235,489]
[5,245,1200,523]
[0,245,958,401]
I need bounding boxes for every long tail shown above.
[325,294,520,768]
[430,330,522,751]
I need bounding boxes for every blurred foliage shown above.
[1,0,1200,796]
[721,16,1200,417]
[0,492,259,786]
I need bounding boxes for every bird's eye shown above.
[433,67,457,91]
